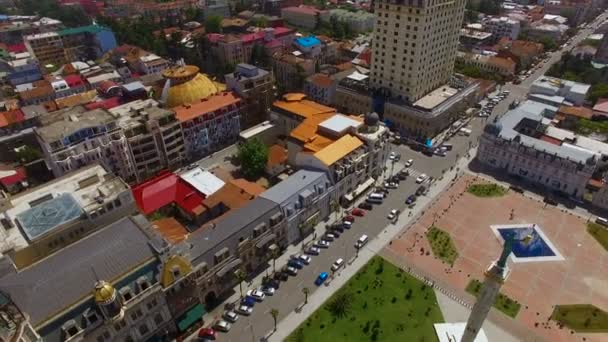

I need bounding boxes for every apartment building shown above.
[173,92,242,160]
[334,72,374,115]
[327,9,375,33]
[477,103,598,199]
[529,76,590,106]
[3,56,42,86]
[483,16,521,42]
[281,5,330,30]
[24,32,65,66]
[370,0,466,103]
[457,52,517,77]
[0,215,177,342]
[271,52,315,92]
[225,63,276,128]
[0,164,136,269]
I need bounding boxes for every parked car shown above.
[405,195,416,205]
[236,305,253,316]
[387,209,399,221]
[241,296,256,307]
[355,234,369,249]
[198,328,217,340]
[324,233,336,242]
[343,215,355,223]
[351,208,365,216]
[342,220,352,229]
[315,240,330,248]
[389,151,397,160]
[262,278,280,289]
[246,289,266,301]
[298,254,312,265]
[358,202,373,210]
[330,228,341,238]
[306,246,321,255]
[285,266,298,276]
[416,185,426,196]
[213,320,232,332]
[330,223,345,233]
[405,159,413,167]
[331,258,345,272]
[416,174,428,183]
[397,172,408,180]
[223,310,239,323]
[385,181,398,189]
[288,259,304,269]
[261,286,276,296]
[315,272,329,286]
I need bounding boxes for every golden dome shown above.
[94,280,116,304]
[162,65,226,108]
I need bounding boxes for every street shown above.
[188,11,608,342]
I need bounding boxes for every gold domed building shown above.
[160,65,225,108]
[93,280,124,321]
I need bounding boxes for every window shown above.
[154,313,164,326]
[147,298,158,310]
[138,323,149,336]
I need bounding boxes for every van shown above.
[441,143,453,151]
[369,193,384,200]
[595,217,608,227]
[355,234,369,249]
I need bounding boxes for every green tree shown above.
[560,8,577,25]
[270,308,279,331]
[235,269,246,297]
[539,37,558,51]
[205,15,223,33]
[302,287,310,304]
[15,145,41,163]
[327,292,352,319]
[589,83,608,104]
[238,139,268,180]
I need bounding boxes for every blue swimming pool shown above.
[497,226,556,258]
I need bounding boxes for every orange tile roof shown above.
[173,91,241,122]
[230,178,266,196]
[314,134,363,166]
[54,90,98,109]
[202,182,254,212]
[266,145,288,168]
[558,105,593,119]
[151,217,189,244]
[289,112,336,151]
[19,81,54,101]
[273,93,336,119]
[488,56,516,70]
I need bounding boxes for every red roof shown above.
[207,33,223,43]
[0,109,25,128]
[63,74,84,88]
[0,167,26,187]
[84,97,122,110]
[131,171,206,216]
[98,80,119,93]
[7,43,26,53]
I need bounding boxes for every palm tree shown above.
[235,269,246,298]
[328,292,352,319]
[302,287,310,304]
[270,308,279,331]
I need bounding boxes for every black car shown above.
[273,271,288,281]
[330,222,345,232]
[422,149,434,156]
[405,195,416,205]
[389,176,401,184]
[263,278,280,289]
[358,202,373,210]
[397,173,408,180]
[415,185,426,196]
[376,187,390,194]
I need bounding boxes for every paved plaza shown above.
[386,174,608,342]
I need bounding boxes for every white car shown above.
[298,254,312,264]
[223,310,239,323]
[384,182,398,189]
[416,174,428,183]
[285,266,298,276]
[214,320,232,332]
[315,240,330,248]
[246,289,266,301]
[342,220,352,229]
[261,286,276,296]
[306,246,321,255]
[331,258,344,272]
[387,209,399,220]
[389,151,397,160]
[405,159,413,167]
[324,233,336,241]
[236,305,253,315]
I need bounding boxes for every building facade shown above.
[370,0,466,102]
[483,16,521,42]
[225,63,276,129]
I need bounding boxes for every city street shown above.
[188,11,608,342]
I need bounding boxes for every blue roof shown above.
[16,193,83,241]
[296,36,321,48]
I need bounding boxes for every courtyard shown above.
[385,174,608,342]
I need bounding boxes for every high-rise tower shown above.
[370,0,466,103]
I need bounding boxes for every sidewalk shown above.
[268,148,478,341]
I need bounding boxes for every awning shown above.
[216,258,242,278]
[255,233,276,249]
[177,303,205,332]
[344,193,354,202]
[353,178,375,197]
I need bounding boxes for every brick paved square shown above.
[386,174,608,342]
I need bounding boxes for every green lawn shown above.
[426,226,459,266]
[587,222,608,252]
[287,256,444,342]
[465,279,521,318]
[576,118,608,136]
[551,304,608,332]
[467,183,507,197]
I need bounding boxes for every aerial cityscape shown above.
[0,0,607,341]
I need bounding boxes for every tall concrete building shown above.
[370,0,466,103]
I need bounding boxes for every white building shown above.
[529,76,590,106]
[484,16,521,42]
[370,0,466,103]
[327,9,375,33]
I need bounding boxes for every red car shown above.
[198,328,217,340]
[351,208,365,217]
[343,215,355,222]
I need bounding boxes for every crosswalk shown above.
[386,167,427,180]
